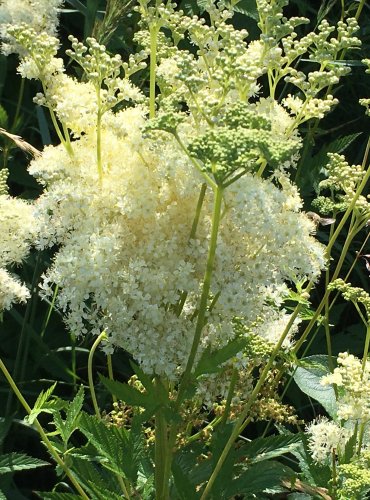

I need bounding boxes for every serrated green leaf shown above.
[0,453,49,474]
[0,489,6,500]
[63,386,84,441]
[232,0,258,20]
[293,355,337,418]
[26,383,58,425]
[78,412,145,483]
[194,337,247,377]
[172,460,199,500]
[99,375,158,414]
[86,481,123,499]
[224,461,295,497]
[37,494,80,500]
[236,434,302,463]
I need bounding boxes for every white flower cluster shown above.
[0,0,63,55]
[321,352,370,422]
[0,195,38,311]
[306,416,351,463]
[28,98,325,379]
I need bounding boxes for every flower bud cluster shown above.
[327,279,370,321]
[0,0,62,55]
[321,351,370,422]
[337,452,370,499]
[66,36,145,118]
[0,168,9,195]
[360,59,370,116]
[187,101,300,185]
[2,24,59,76]
[317,153,369,215]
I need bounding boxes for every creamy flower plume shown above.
[29,103,325,379]
[0,0,63,55]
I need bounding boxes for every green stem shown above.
[175,183,207,316]
[88,331,107,419]
[200,304,301,500]
[107,354,117,404]
[6,253,42,414]
[294,223,361,354]
[362,324,370,373]
[186,416,223,445]
[11,78,25,132]
[40,285,58,339]
[177,185,224,403]
[221,367,238,425]
[355,0,366,21]
[174,133,217,190]
[154,378,170,500]
[96,89,103,185]
[331,448,337,499]
[0,358,89,499]
[149,25,158,119]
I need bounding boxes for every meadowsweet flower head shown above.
[0,194,38,311]
[306,416,351,463]
[321,352,370,422]
[0,0,63,55]
[27,98,326,379]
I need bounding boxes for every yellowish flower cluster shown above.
[0,195,38,311]
[321,352,370,422]
[28,99,325,379]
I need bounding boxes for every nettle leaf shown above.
[236,434,302,463]
[68,450,123,497]
[193,337,247,377]
[63,386,84,440]
[52,387,84,445]
[171,460,199,500]
[99,375,159,415]
[232,0,259,20]
[293,355,337,418]
[78,412,146,483]
[171,443,210,498]
[37,494,81,500]
[0,453,49,474]
[26,383,61,424]
[224,460,295,497]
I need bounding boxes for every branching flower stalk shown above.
[200,302,303,500]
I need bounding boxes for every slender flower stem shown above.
[87,331,107,419]
[154,377,171,500]
[149,25,158,119]
[96,89,103,186]
[107,354,117,404]
[0,358,89,499]
[177,185,224,403]
[175,183,207,316]
[362,324,370,373]
[200,303,302,500]
[221,367,238,425]
[174,133,217,190]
